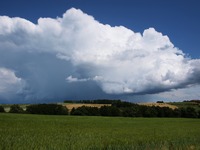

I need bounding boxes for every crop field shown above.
[63,103,112,111]
[168,101,200,111]
[0,113,200,150]
[138,102,178,110]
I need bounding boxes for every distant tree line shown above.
[26,104,68,115]
[70,101,200,118]
[64,99,121,104]
[183,100,200,103]
[70,105,121,116]
[1,100,200,118]
[0,104,68,115]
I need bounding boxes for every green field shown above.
[169,102,200,111]
[0,113,199,150]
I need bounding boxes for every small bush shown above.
[9,105,24,113]
[0,106,5,112]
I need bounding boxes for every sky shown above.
[0,0,200,104]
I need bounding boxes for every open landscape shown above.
[1,1,200,150]
[0,100,200,149]
[0,113,200,150]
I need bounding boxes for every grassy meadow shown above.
[0,113,200,150]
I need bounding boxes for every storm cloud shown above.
[0,8,200,103]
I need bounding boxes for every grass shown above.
[169,102,200,111]
[0,113,200,150]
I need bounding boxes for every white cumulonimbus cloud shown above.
[0,8,200,102]
[0,68,24,96]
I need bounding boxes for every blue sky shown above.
[0,0,200,103]
[1,0,199,58]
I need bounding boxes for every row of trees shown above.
[70,105,200,118]
[1,101,199,118]
[0,104,68,115]
[183,100,200,103]
[26,104,68,115]
[71,106,121,116]
[64,99,121,104]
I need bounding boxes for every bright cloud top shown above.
[0,8,200,100]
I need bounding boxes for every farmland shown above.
[168,101,200,111]
[138,102,178,110]
[0,113,200,150]
[63,103,111,111]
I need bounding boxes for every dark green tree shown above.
[122,106,141,117]
[0,106,5,113]
[9,104,24,113]
[99,106,121,116]
[173,108,181,118]
[26,104,68,115]
[185,107,198,118]
[70,106,100,116]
